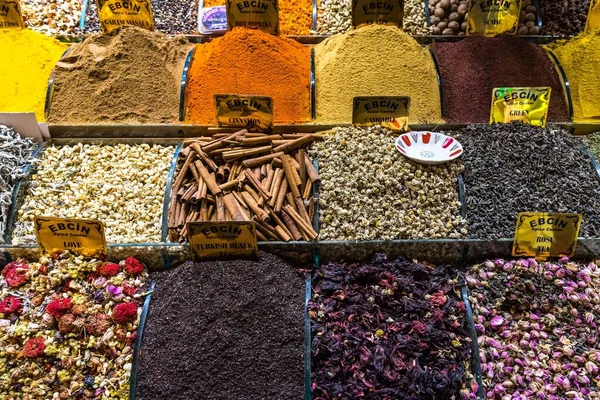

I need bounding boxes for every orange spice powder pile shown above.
[202,0,313,35]
[185,28,311,124]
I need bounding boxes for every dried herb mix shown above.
[458,124,600,239]
[466,257,600,399]
[431,36,569,124]
[310,254,472,399]
[136,252,305,400]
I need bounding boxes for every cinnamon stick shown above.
[241,192,270,223]
[190,142,218,172]
[273,134,315,153]
[269,169,285,208]
[280,210,303,240]
[202,129,247,152]
[244,168,271,200]
[274,179,288,213]
[304,154,320,183]
[195,160,222,195]
[241,151,285,168]
[281,155,301,198]
[223,193,244,221]
[222,145,272,161]
[216,194,225,220]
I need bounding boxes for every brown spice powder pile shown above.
[48,26,193,124]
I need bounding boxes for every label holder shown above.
[188,221,259,260]
[34,217,108,259]
[512,212,582,259]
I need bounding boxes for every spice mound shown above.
[0,29,68,122]
[83,0,200,34]
[467,257,600,399]
[310,254,472,399]
[311,125,466,240]
[548,33,600,122]
[136,252,305,400]
[168,132,318,243]
[0,252,149,399]
[185,28,311,125]
[539,0,590,36]
[202,0,312,34]
[314,25,443,124]
[12,143,174,245]
[431,35,569,124]
[48,26,193,124]
[21,0,82,35]
[0,126,37,245]
[458,124,600,239]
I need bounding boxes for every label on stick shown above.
[226,0,279,35]
[34,217,108,259]
[96,0,154,34]
[490,87,551,127]
[513,212,582,259]
[188,221,258,260]
[215,94,274,132]
[467,0,522,36]
[586,0,600,33]
[352,0,403,28]
[0,0,24,29]
[352,96,409,131]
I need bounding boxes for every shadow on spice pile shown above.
[309,254,477,400]
[0,252,150,399]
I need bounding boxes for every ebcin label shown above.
[96,0,154,34]
[490,87,551,127]
[0,0,24,29]
[467,0,522,36]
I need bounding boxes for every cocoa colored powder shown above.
[48,26,193,124]
[432,36,569,124]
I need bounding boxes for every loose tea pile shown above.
[310,254,472,399]
[0,253,149,398]
[583,131,600,160]
[48,26,193,124]
[431,36,569,123]
[202,0,313,34]
[311,125,466,240]
[315,25,443,124]
[168,132,319,243]
[136,252,305,400]
[21,0,81,35]
[429,0,539,35]
[83,0,200,34]
[185,28,311,125]
[539,0,590,36]
[548,33,600,122]
[0,126,37,245]
[466,257,600,399]
[12,143,174,245]
[458,124,600,239]
[0,29,68,121]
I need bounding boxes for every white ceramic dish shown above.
[395,131,463,165]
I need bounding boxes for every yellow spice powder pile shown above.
[0,29,68,121]
[315,25,443,124]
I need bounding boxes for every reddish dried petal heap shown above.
[23,337,45,358]
[46,298,72,317]
[99,262,120,278]
[0,296,22,314]
[124,257,144,276]
[112,302,138,324]
[2,261,30,288]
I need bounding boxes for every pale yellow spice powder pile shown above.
[314,25,443,124]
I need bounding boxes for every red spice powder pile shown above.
[185,28,311,125]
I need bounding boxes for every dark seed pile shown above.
[431,36,569,124]
[539,0,590,36]
[459,124,600,239]
[310,254,471,399]
[136,252,305,400]
[83,0,199,34]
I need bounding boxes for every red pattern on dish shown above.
[422,132,431,144]
[442,138,454,148]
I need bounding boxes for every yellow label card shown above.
[490,87,551,127]
[352,96,409,131]
[34,217,108,259]
[587,0,600,33]
[467,0,522,36]
[96,0,154,34]
[513,212,582,259]
[188,221,258,260]
[215,94,274,132]
[226,0,279,35]
[0,0,24,29]
[351,0,404,29]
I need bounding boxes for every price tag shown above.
[467,0,522,36]
[513,212,582,259]
[490,87,551,127]
[188,221,258,260]
[351,0,403,29]
[0,0,24,29]
[34,217,108,259]
[352,96,409,131]
[96,0,154,34]
[226,0,279,35]
[586,0,600,33]
[215,94,274,132]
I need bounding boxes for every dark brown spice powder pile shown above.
[432,36,569,124]
[136,252,305,400]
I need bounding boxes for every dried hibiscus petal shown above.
[0,296,22,314]
[23,337,45,358]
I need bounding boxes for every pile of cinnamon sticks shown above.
[168,129,321,242]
